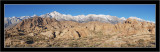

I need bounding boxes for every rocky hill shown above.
[4,16,155,48]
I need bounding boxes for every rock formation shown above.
[4,16,156,48]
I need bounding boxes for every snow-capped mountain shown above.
[40,11,126,24]
[4,11,154,29]
[4,16,33,29]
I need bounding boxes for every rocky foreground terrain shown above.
[4,16,155,48]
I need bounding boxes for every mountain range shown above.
[4,16,155,47]
[4,11,154,29]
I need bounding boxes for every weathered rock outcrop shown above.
[5,17,155,39]
[4,16,155,47]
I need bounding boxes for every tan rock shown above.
[40,30,54,38]
[27,33,37,36]
[4,17,156,47]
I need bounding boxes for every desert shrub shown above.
[95,31,103,35]
[138,39,145,43]
[121,44,128,47]
[69,41,79,47]
[19,33,25,36]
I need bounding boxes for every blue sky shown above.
[5,4,155,22]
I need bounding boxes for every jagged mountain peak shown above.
[51,11,60,14]
[4,11,155,29]
[120,17,126,20]
[49,11,62,15]
[32,14,38,17]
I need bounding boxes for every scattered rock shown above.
[40,30,54,38]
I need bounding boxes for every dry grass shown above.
[5,32,156,48]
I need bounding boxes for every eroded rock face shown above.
[40,30,54,38]
[5,17,155,38]
[4,17,155,47]
[53,27,92,39]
